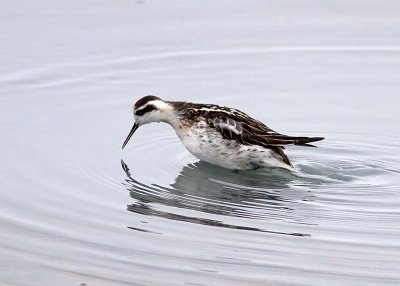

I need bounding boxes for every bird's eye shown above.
[135,104,157,116]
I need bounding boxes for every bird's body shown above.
[175,121,291,170]
[123,96,324,171]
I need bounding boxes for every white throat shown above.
[148,100,180,128]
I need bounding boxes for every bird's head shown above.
[122,95,171,149]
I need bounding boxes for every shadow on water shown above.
[121,160,319,237]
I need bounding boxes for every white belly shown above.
[175,123,292,170]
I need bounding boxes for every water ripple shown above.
[118,129,400,245]
[2,45,400,88]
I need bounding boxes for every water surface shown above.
[1,1,400,285]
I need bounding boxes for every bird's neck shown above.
[159,105,181,129]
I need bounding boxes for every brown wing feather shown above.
[210,112,324,146]
[208,112,324,166]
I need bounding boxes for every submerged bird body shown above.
[123,96,324,171]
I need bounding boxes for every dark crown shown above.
[134,95,161,109]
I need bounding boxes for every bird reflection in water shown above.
[121,160,315,237]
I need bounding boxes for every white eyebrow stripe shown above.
[135,102,151,111]
[134,99,171,113]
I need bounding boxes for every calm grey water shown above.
[1,1,400,285]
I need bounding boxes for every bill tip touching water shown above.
[122,95,324,171]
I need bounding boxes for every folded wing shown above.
[209,113,324,166]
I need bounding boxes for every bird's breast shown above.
[175,123,236,164]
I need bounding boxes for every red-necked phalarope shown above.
[122,95,324,171]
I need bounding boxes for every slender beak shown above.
[122,122,139,149]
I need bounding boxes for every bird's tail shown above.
[292,136,324,147]
[263,135,325,147]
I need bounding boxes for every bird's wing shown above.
[208,113,324,148]
[208,113,324,167]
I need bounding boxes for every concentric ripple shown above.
[120,131,400,243]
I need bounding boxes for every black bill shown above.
[122,122,139,149]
